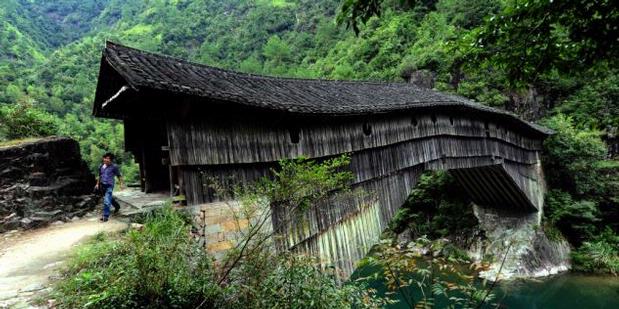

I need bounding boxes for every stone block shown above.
[207,240,233,252]
[203,224,222,234]
[205,214,229,225]
[216,232,227,241]
[220,220,240,232]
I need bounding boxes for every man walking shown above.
[95,152,123,222]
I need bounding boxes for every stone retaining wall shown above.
[189,201,255,260]
[0,137,98,232]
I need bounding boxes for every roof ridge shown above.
[104,41,423,87]
[99,41,552,135]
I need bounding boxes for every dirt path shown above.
[0,216,128,308]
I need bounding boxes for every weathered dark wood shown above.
[92,42,551,279]
[124,119,170,193]
[166,113,542,166]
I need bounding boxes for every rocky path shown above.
[0,216,128,308]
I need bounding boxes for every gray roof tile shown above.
[98,41,552,135]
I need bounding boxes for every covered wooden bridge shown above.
[93,41,551,276]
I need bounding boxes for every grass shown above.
[0,137,45,149]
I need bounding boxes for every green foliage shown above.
[542,114,619,268]
[542,114,607,195]
[436,0,500,29]
[571,229,619,275]
[468,0,619,86]
[400,11,455,73]
[545,189,600,244]
[54,157,383,308]
[258,155,354,211]
[366,237,495,308]
[2,0,109,51]
[214,155,385,308]
[52,206,222,308]
[2,0,617,280]
[227,253,383,308]
[0,100,59,140]
[4,0,549,183]
[2,0,617,157]
[2,0,350,183]
[390,170,477,240]
[262,35,293,74]
[337,0,419,34]
[56,114,139,183]
[256,255,375,308]
[556,70,619,132]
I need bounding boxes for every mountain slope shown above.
[0,0,616,177]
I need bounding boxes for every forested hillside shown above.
[0,0,617,273]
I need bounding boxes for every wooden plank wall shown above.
[167,113,543,166]
[168,112,543,203]
[165,111,546,277]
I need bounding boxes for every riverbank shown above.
[354,261,619,309]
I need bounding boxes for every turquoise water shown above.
[354,266,619,308]
[497,274,619,309]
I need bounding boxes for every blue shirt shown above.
[99,164,121,186]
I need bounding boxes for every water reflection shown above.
[496,274,619,309]
[354,264,619,309]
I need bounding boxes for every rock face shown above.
[394,203,571,281]
[0,137,98,232]
[506,86,548,121]
[404,69,436,89]
[471,204,571,280]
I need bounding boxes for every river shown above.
[354,265,619,308]
[495,273,619,309]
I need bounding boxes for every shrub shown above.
[556,71,619,131]
[541,114,619,271]
[389,170,477,240]
[52,206,222,308]
[542,114,607,195]
[366,238,495,308]
[231,253,384,309]
[263,155,354,211]
[213,154,383,308]
[572,229,619,275]
[0,100,59,140]
[53,157,382,308]
[545,189,600,244]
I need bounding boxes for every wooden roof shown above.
[93,41,551,135]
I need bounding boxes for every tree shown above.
[338,0,619,88]
[556,71,619,132]
[337,0,423,34]
[542,114,607,195]
[542,114,617,249]
[262,35,292,74]
[468,0,619,85]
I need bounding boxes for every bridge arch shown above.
[268,113,547,277]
